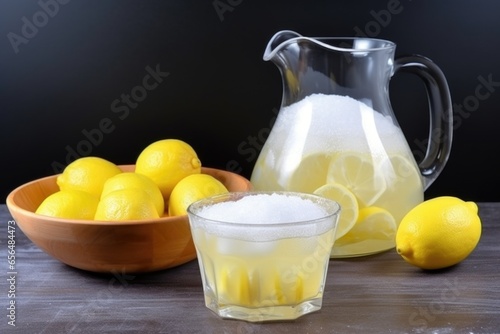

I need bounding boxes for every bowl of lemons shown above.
[6,139,252,274]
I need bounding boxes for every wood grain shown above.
[1,203,499,333]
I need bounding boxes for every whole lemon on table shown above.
[135,139,202,201]
[101,172,165,216]
[57,157,122,198]
[396,196,482,270]
[95,188,160,221]
[36,189,99,220]
[168,173,229,216]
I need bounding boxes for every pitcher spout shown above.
[263,30,303,62]
[263,30,398,107]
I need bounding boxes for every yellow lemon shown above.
[396,196,482,270]
[35,189,99,220]
[327,153,386,206]
[168,173,228,216]
[57,157,122,198]
[313,182,358,240]
[95,188,160,221]
[101,172,165,216]
[135,139,202,201]
[333,206,396,256]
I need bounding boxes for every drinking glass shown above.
[187,191,340,322]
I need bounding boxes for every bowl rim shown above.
[6,165,250,226]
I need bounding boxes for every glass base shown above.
[205,295,323,322]
[330,240,395,258]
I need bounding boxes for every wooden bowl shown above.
[6,166,252,274]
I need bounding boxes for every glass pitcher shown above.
[250,30,453,257]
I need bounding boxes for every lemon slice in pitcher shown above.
[333,206,397,256]
[380,154,422,189]
[313,183,358,240]
[327,153,386,206]
[287,153,332,193]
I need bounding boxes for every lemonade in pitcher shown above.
[251,94,424,257]
[250,30,453,257]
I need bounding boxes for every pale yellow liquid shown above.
[192,228,334,320]
[251,94,424,257]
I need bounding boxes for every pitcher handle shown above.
[394,55,453,190]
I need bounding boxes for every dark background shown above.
[1,0,499,203]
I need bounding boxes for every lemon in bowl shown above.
[35,189,99,220]
[56,156,122,198]
[100,172,165,217]
[169,173,229,216]
[135,139,202,202]
[95,188,160,221]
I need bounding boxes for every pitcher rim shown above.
[264,30,396,61]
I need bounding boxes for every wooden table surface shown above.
[1,203,499,333]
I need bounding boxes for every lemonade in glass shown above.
[187,191,340,322]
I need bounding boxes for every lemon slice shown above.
[327,153,386,206]
[380,154,421,189]
[218,265,250,306]
[313,183,359,240]
[275,271,304,304]
[332,206,397,256]
[287,153,332,193]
